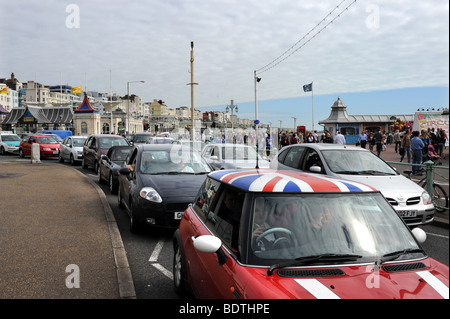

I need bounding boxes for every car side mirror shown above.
[101,154,107,160]
[411,228,426,244]
[192,235,227,265]
[119,167,131,175]
[309,165,322,173]
[210,155,219,161]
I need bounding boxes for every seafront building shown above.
[1,72,446,140]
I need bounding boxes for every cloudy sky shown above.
[1,0,448,129]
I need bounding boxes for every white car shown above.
[59,136,87,165]
[0,133,21,155]
[270,144,435,226]
[202,143,270,170]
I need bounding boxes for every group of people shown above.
[277,129,338,150]
[395,128,447,175]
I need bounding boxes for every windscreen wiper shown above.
[334,170,363,175]
[373,248,425,270]
[358,170,395,176]
[267,253,362,276]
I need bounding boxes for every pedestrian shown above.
[411,130,425,175]
[325,131,333,143]
[368,132,375,152]
[334,131,346,145]
[265,133,273,157]
[306,131,315,143]
[313,131,319,143]
[393,130,401,153]
[358,131,368,149]
[436,128,446,157]
[374,129,384,157]
[400,130,411,163]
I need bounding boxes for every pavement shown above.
[0,143,447,299]
[0,162,135,299]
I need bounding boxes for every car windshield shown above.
[321,150,397,175]
[50,134,63,142]
[149,138,174,144]
[37,137,59,144]
[222,146,260,160]
[2,135,21,142]
[99,137,128,149]
[111,148,131,162]
[250,193,422,266]
[134,135,152,143]
[72,138,86,147]
[140,149,212,174]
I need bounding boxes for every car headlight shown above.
[140,187,162,203]
[422,191,432,205]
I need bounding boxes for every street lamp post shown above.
[254,70,261,168]
[127,80,145,135]
[292,117,297,132]
[225,99,238,134]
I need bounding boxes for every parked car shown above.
[43,133,63,143]
[40,130,73,140]
[147,136,175,144]
[59,136,88,165]
[129,132,154,145]
[17,132,34,140]
[175,140,206,153]
[201,143,270,170]
[97,145,132,193]
[0,133,21,155]
[173,168,449,299]
[117,144,212,232]
[270,144,435,227]
[82,134,129,172]
[19,135,60,158]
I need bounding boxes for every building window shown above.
[102,123,110,134]
[340,127,356,136]
[81,122,88,134]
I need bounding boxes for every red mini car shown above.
[19,135,60,158]
[173,169,449,299]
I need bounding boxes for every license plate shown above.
[174,212,184,220]
[398,210,417,217]
[53,151,59,154]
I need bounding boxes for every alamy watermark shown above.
[65,4,80,29]
[65,264,80,289]
[365,4,380,30]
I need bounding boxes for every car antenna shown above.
[255,141,259,169]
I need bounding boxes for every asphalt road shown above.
[1,154,448,299]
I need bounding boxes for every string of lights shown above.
[256,0,358,75]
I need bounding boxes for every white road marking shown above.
[426,232,449,239]
[149,240,165,262]
[148,239,173,280]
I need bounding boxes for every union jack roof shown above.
[209,169,376,193]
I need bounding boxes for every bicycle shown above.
[404,169,449,213]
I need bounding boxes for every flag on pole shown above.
[72,86,82,93]
[303,83,312,92]
[0,87,9,94]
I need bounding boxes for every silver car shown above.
[202,143,270,170]
[270,144,435,226]
[59,136,87,165]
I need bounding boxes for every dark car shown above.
[97,145,132,193]
[82,134,129,173]
[117,144,212,232]
[129,132,154,145]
